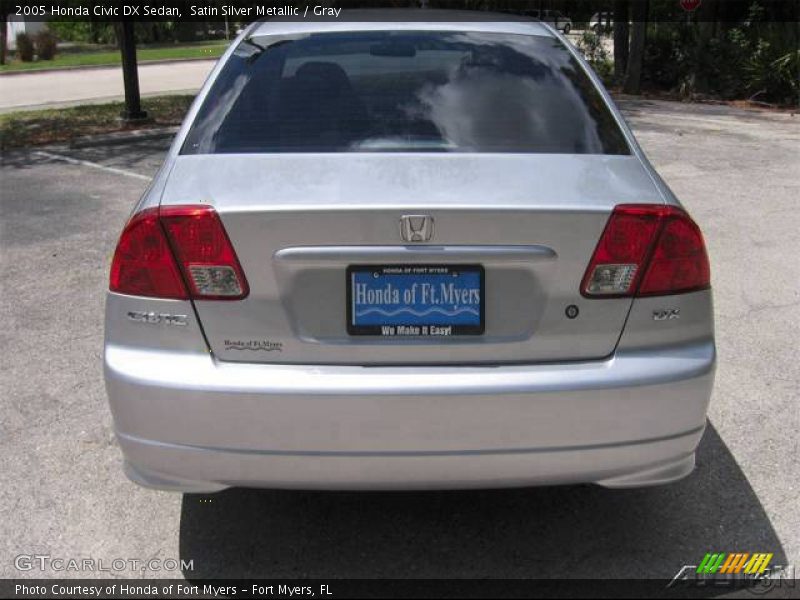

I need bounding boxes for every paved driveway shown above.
[1,99,798,584]
[0,59,216,112]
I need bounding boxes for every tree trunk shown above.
[623,0,648,95]
[116,22,148,122]
[692,0,718,94]
[0,9,8,65]
[613,0,629,83]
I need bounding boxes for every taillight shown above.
[159,206,249,300]
[582,204,710,298]
[109,205,248,300]
[109,208,187,299]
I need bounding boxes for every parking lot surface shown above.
[1,98,798,582]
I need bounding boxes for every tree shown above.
[613,0,630,83]
[0,5,9,65]
[623,0,648,94]
[691,0,719,95]
[116,21,148,122]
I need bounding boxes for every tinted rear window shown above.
[182,30,630,155]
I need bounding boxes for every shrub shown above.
[34,30,58,61]
[47,21,117,45]
[15,33,35,62]
[769,50,800,105]
[642,27,685,91]
[576,31,613,84]
[639,19,799,106]
[743,42,800,106]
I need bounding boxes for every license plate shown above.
[347,265,484,336]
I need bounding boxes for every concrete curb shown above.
[0,56,218,78]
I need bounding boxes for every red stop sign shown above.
[680,0,702,11]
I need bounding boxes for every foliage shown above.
[47,21,117,45]
[640,15,799,106]
[641,25,686,90]
[742,41,800,105]
[768,49,800,103]
[15,33,34,62]
[576,31,613,84]
[47,21,209,45]
[34,30,58,61]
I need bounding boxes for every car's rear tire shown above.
[563,24,571,34]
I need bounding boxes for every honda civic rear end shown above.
[104,13,715,493]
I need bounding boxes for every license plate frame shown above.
[346,264,485,337]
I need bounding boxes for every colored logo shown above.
[696,552,773,575]
[669,554,795,594]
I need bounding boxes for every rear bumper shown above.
[105,340,715,492]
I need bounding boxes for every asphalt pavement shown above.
[1,98,798,584]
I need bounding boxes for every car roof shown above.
[249,9,555,38]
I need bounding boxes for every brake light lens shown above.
[159,206,249,299]
[582,204,710,297]
[638,212,710,296]
[109,205,248,300]
[109,208,187,299]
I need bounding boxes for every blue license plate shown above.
[347,265,484,336]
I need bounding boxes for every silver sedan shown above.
[104,11,715,492]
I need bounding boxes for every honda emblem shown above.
[399,215,434,242]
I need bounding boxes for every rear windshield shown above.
[182,30,630,155]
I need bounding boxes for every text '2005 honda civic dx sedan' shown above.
[104,12,715,493]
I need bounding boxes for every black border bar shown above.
[3,0,799,23]
[3,578,800,599]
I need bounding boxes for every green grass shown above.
[0,41,228,73]
[0,95,194,150]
